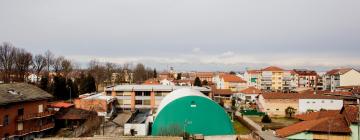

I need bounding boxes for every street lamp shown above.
[67,85,72,103]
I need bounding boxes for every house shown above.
[143,78,160,85]
[159,78,175,86]
[0,83,55,140]
[103,85,211,112]
[323,68,360,92]
[213,73,247,92]
[233,86,262,102]
[258,93,343,116]
[192,72,214,82]
[212,88,236,108]
[276,105,359,140]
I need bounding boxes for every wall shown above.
[258,96,298,117]
[298,99,343,113]
[340,70,360,87]
[350,124,359,140]
[313,133,350,140]
[0,100,50,139]
[287,132,313,140]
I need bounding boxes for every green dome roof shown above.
[152,88,234,136]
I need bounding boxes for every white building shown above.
[233,86,261,102]
[124,110,152,136]
[323,68,360,92]
[159,79,175,86]
[298,98,343,113]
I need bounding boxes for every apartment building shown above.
[0,83,55,140]
[293,69,318,88]
[243,70,262,88]
[323,68,360,92]
[257,66,296,92]
[103,85,211,112]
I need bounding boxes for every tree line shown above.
[0,42,157,100]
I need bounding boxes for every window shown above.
[38,104,44,113]
[118,99,124,105]
[135,92,143,96]
[3,115,9,126]
[276,109,279,111]
[155,92,162,96]
[18,108,24,116]
[17,122,23,131]
[135,100,142,105]
[143,92,151,96]
[106,91,112,96]
[116,92,123,96]
[321,100,325,103]
[143,100,151,105]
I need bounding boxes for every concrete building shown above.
[258,93,343,116]
[151,88,235,136]
[243,70,262,88]
[0,83,55,140]
[124,110,151,136]
[323,68,360,92]
[103,85,211,112]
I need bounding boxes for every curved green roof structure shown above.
[152,88,234,136]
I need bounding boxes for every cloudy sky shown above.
[1,0,359,71]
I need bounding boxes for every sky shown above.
[0,0,359,72]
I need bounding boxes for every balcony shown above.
[15,123,55,136]
[17,111,55,121]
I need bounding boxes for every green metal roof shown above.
[152,95,234,136]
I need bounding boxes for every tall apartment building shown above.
[244,70,262,88]
[323,68,360,92]
[258,66,294,92]
[103,85,211,112]
[0,83,55,140]
[293,69,318,88]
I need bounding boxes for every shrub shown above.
[261,114,272,123]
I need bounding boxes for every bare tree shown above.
[133,63,146,83]
[14,48,33,82]
[61,59,73,78]
[0,42,17,83]
[88,59,106,90]
[32,54,47,82]
[53,56,65,74]
[44,50,54,72]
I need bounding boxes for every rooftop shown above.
[220,74,246,83]
[0,83,53,105]
[240,87,261,94]
[261,93,341,100]
[105,85,211,92]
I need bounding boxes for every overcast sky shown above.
[1,0,359,71]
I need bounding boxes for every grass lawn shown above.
[247,116,299,130]
[233,120,251,135]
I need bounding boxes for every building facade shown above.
[323,68,360,92]
[103,85,211,112]
[0,83,54,140]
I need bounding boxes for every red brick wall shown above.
[0,99,49,138]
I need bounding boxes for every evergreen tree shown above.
[194,77,202,87]
[53,75,67,100]
[86,73,97,93]
[176,73,182,80]
[153,68,157,78]
[39,76,49,91]
[202,80,208,86]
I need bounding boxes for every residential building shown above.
[323,68,360,92]
[0,83,55,140]
[192,72,214,83]
[243,70,262,88]
[233,86,262,102]
[213,73,247,92]
[293,69,318,88]
[103,85,211,112]
[212,88,236,109]
[276,105,359,140]
[258,93,343,116]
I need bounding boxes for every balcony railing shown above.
[15,123,55,136]
[17,111,55,121]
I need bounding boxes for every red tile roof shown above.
[212,89,236,96]
[262,66,284,71]
[293,69,318,76]
[240,87,261,94]
[276,116,351,137]
[326,68,352,75]
[341,105,359,124]
[294,110,341,121]
[220,74,246,83]
[49,102,74,108]
[143,78,160,85]
[261,93,341,100]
